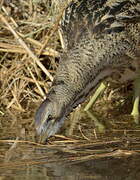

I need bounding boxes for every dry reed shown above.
[0,0,70,112]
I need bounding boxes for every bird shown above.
[35,0,140,140]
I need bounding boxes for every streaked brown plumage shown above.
[35,0,140,139]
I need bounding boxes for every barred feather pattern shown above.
[55,0,140,107]
[35,0,140,138]
[60,0,140,48]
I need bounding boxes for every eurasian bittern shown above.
[35,0,140,139]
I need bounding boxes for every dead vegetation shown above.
[0,0,134,116]
[0,0,70,113]
[1,2,140,170]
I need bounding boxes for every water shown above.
[0,103,140,180]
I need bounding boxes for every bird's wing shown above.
[60,0,140,49]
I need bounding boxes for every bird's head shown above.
[35,99,66,141]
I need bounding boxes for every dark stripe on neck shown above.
[109,1,128,15]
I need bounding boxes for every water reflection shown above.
[0,107,140,179]
[0,143,140,180]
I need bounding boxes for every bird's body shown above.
[35,0,140,139]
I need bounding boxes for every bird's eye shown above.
[47,114,53,122]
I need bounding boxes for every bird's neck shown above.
[47,47,115,113]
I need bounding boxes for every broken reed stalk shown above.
[27,66,45,98]
[0,42,59,57]
[0,13,54,83]
[38,2,68,55]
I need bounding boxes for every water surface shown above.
[0,103,140,180]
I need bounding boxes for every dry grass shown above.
[0,0,70,112]
[0,2,140,171]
